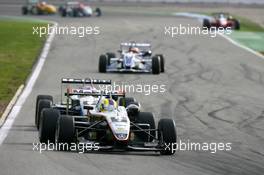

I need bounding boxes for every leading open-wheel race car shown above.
[22,0,57,15]
[59,1,101,17]
[203,13,240,30]
[98,42,165,74]
[36,78,177,155]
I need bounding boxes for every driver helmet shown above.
[40,1,46,6]
[100,98,117,112]
[129,47,139,53]
[219,14,225,18]
[79,3,85,8]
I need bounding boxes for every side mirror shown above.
[142,51,152,57]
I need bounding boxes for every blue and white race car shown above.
[98,42,165,74]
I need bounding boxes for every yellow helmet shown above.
[100,98,117,112]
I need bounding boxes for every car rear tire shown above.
[31,6,42,15]
[156,54,165,72]
[30,6,37,15]
[152,56,160,74]
[73,9,78,17]
[95,7,102,17]
[36,98,52,129]
[135,112,156,142]
[55,115,75,145]
[35,95,53,125]
[99,54,108,73]
[233,19,240,30]
[61,8,67,17]
[158,118,177,155]
[22,6,28,15]
[39,109,60,143]
[203,19,211,29]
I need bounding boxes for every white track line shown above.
[174,12,264,60]
[219,33,264,60]
[0,22,58,145]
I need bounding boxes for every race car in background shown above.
[59,1,102,17]
[22,0,57,15]
[36,78,177,155]
[203,13,240,30]
[98,42,165,74]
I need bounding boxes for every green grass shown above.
[233,16,264,32]
[204,13,264,54]
[0,19,48,116]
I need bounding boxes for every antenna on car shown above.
[96,91,103,111]
[109,91,112,100]
[86,77,96,88]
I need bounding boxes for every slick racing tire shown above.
[233,19,240,30]
[31,6,42,15]
[156,54,165,73]
[158,119,177,155]
[95,7,102,17]
[119,97,136,107]
[35,95,53,124]
[22,6,28,15]
[39,109,60,143]
[61,8,67,17]
[135,112,156,142]
[99,54,108,73]
[36,97,53,130]
[152,56,160,74]
[58,6,63,13]
[203,19,211,29]
[55,115,75,145]
[73,9,78,17]
[30,6,37,15]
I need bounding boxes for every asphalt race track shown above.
[0,4,264,175]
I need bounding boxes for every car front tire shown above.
[99,54,108,73]
[152,56,160,74]
[158,118,177,155]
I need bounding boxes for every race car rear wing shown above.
[120,42,151,47]
[61,78,111,85]
[60,78,112,104]
[64,90,125,97]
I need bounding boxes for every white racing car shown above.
[36,78,177,155]
[98,42,165,74]
[59,1,101,17]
